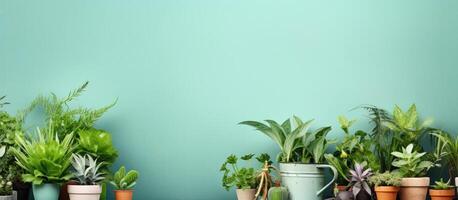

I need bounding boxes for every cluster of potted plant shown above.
[220,104,458,200]
[0,83,140,200]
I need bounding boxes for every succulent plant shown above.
[110,166,139,190]
[349,163,373,198]
[71,153,105,185]
[432,178,453,190]
[369,171,401,187]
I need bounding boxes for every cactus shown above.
[267,182,288,200]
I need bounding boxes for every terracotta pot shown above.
[68,185,102,200]
[235,189,256,200]
[336,185,347,192]
[400,177,430,200]
[429,189,455,200]
[114,190,133,200]
[374,186,400,200]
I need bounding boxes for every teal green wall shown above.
[1,0,458,199]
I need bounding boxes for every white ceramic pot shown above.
[455,177,458,195]
[0,195,13,200]
[236,189,256,200]
[400,177,430,200]
[68,185,102,200]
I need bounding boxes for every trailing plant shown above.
[71,154,105,185]
[76,129,118,170]
[349,163,373,197]
[0,175,13,196]
[220,154,272,190]
[110,166,139,190]
[19,82,116,139]
[10,123,75,184]
[325,116,379,185]
[240,116,332,163]
[432,179,452,190]
[368,171,401,187]
[391,143,436,177]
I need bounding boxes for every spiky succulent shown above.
[349,163,373,197]
[71,154,105,185]
[110,166,139,190]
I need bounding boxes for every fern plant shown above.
[10,123,75,184]
[110,166,139,190]
[18,81,116,139]
[71,154,105,185]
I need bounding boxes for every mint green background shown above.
[1,1,458,199]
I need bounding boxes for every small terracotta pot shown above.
[374,186,400,200]
[400,177,430,200]
[336,185,347,192]
[114,190,133,200]
[235,189,256,200]
[429,189,455,200]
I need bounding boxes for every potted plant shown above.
[240,116,337,200]
[430,131,458,194]
[391,143,438,200]
[429,179,455,200]
[220,154,260,200]
[67,154,105,200]
[0,97,28,200]
[18,82,117,200]
[348,163,372,200]
[362,105,433,173]
[369,171,401,200]
[110,166,139,200]
[325,116,379,192]
[10,124,75,200]
[0,175,13,200]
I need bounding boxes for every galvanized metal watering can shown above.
[279,163,337,200]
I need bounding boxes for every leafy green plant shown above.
[325,116,379,185]
[110,166,139,190]
[431,131,458,178]
[220,153,271,191]
[240,116,331,163]
[368,171,402,187]
[76,129,118,169]
[0,97,24,182]
[382,104,433,148]
[10,123,75,184]
[362,104,437,173]
[0,175,13,196]
[349,163,373,197]
[19,82,116,139]
[71,154,105,185]
[432,179,452,190]
[391,144,436,177]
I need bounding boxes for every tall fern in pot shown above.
[240,116,337,200]
[67,154,105,200]
[10,124,75,200]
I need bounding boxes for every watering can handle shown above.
[315,164,338,196]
